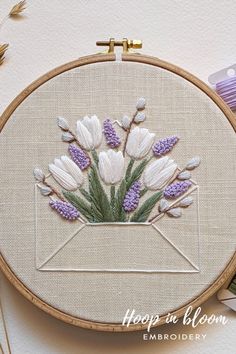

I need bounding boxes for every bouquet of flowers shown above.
[33,98,200,224]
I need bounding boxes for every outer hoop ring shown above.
[0,53,235,332]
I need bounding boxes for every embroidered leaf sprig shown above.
[130,191,163,222]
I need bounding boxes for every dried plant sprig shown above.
[9,0,26,17]
[0,43,9,65]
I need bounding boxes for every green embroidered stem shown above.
[130,191,163,222]
[110,185,116,217]
[91,149,99,167]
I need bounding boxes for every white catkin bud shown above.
[121,115,131,129]
[177,171,191,180]
[178,197,194,207]
[62,131,74,142]
[38,185,52,196]
[57,116,70,131]
[33,168,45,182]
[136,97,146,110]
[186,156,201,170]
[159,199,170,212]
[134,111,146,123]
[167,208,182,218]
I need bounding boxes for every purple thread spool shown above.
[216,76,236,111]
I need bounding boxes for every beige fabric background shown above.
[0,61,235,323]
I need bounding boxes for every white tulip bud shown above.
[62,132,74,142]
[178,197,194,207]
[159,199,170,212]
[98,150,125,185]
[49,164,78,191]
[60,156,84,185]
[38,185,52,196]
[126,127,155,159]
[143,156,177,190]
[134,112,146,123]
[186,156,201,170]
[57,116,70,131]
[136,97,146,110]
[121,115,131,129]
[167,208,182,218]
[33,168,45,182]
[76,115,102,150]
[177,171,191,180]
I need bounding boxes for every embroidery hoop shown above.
[0,39,236,332]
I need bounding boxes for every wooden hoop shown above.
[0,53,236,332]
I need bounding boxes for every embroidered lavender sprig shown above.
[103,119,121,148]
[123,181,141,212]
[49,200,79,220]
[164,180,192,199]
[68,144,90,170]
[152,136,179,157]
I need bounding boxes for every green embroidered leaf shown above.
[114,179,127,221]
[88,164,114,222]
[63,191,95,222]
[125,158,135,182]
[140,187,148,197]
[126,158,149,190]
[90,202,104,222]
[79,188,91,202]
[130,191,163,222]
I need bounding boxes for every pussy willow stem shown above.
[43,179,66,202]
[122,110,139,156]
[67,129,83,149]
[149,184,195,223]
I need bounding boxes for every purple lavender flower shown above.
[123,181,141,212]
[68,144,90,170]
[103,119,121,148]
[164,180,192,199]
[153,136,179,156]
[49,200,80,220]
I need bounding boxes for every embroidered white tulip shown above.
[143,156,177,190]
[49,156,84,191]
[98,150,125,185]
[126,127,155,159]
[76,115,102,150]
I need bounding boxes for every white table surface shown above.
[0,0,235,353]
